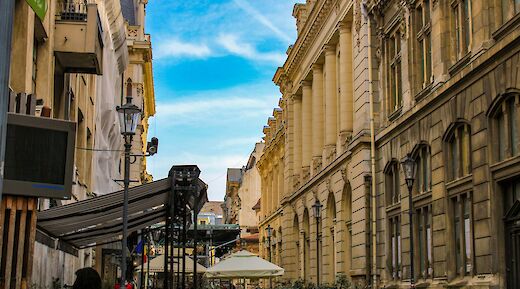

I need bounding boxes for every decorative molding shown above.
[341,164,348,182]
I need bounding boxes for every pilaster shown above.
[311,63,324,175]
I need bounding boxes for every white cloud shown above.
[155,38,212,59]
[217,34,285,64]
[232,0,293,43]
[155,84,278,127]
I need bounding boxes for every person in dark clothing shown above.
[72,267,102,289]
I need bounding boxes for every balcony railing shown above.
[56,0,91,21]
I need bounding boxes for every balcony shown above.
[54,1,103,74]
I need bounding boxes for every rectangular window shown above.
[415,0,432,91]
[387,31,402,113]
[452,193,473,276]
[453,0,471,60]
[389,215,402,280]
[416,205,433,279]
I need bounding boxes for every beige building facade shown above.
[258,0,520,289]
[6,0,154,287]
[237,142,264,234]
[258,0,372,286]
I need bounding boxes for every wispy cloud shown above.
[155,38,212,59]
[155,84,277,127]
[232,0,292,43]
[217,34,285,64]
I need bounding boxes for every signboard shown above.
[3,113,76,199]
[26,0,47,20]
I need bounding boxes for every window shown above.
[501,0,520,24]
[389,215,402,280]
[495,95,519,161]
[385,161,401,205]
[200,220,206,225]
[503,177,520,213]
[452,0,472,60]
[387,30,402,113]
[452,192,473,276]
[416,205,433,279]
[414,0,432,90]
[446,123,471,181]
[415,145,432,194]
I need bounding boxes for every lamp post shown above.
[401,154,417,289]
[312,199,322,285]
[265,224,273,289]
[116,90,141,287]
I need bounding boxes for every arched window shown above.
[326,193,337,282]
[293,215,301,278]
[445,122,471,181]
[413,144,432,194]
[385,160,401,205]
[303,208,311,281]
[342,183,352,273]
[489,92,519,162]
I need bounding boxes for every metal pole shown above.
[193,204,198,289]
[121,140,132,287]
[146,230,151,289]
[140,229,146,289]
[408,187,415,289]
[182,212,187,289]
[0,0,15,201]
[165,210,170,289]
[268,236,272,289]
[316,219,320,286]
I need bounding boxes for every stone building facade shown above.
[258,0,520,288]
[7,0,154,287]
[237,142,264,234]
[258,0,373,286]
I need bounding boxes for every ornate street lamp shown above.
[401,154,417,289]
[265,224,273,289]
[116,88,141,287]
[312,199,322,285]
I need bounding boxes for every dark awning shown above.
[37,178,171,249]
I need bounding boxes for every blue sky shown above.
[145,0,302,200]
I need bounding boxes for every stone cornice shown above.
[283,0,337,79]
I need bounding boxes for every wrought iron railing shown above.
[56,0,90,21]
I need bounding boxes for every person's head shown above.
[73,267,102,289]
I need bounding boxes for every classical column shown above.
[293,95,302,187]
[339,22,354,150]
[324,44,338,163]
[301,81,313,181]
[311,64,324,174]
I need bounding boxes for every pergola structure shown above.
[37,165,208,289]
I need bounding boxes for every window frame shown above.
[451,0,472,61]
[385,160,401,206]
[388,213,402,281]
[385,26,403,114]
[450,192,474,277]
[415,204,434,280]
[488,93,520,163]
[413,0,433,92]
[413,144,432,195]
[444,122,472,182]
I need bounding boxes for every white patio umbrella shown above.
[135,254,207,273]
[205,250,284,279]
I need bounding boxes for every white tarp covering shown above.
[205,250,284,279]
[136,254,207,273]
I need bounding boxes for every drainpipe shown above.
[366,8,378,289]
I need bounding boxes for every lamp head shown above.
[312,199,322,219]
[401,154,417,191]
[116,96,141,136]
